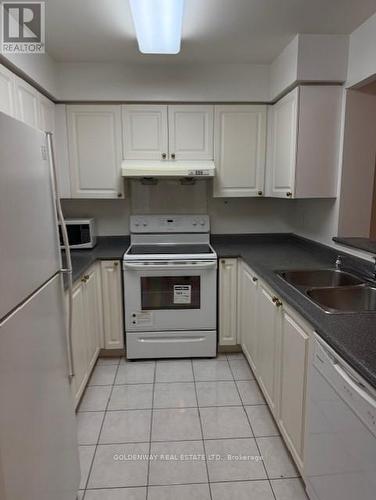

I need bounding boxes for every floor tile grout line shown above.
[78,402,268,413]
[146,359,157,500]
[82,475,301,493]
[78,431,290,447]
[81,358,121,494]
[192,359,214,500]
[227,355,278,498]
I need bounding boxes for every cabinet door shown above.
[38,95,55,133]
[168,105,214,160]
[269,87,299,198]
[67,105,124,198]
[255,282,281,415]
[214,105,266,197]
[122,104,168,160]
[278,307,310,470]
[83,264,103,372]
[14,77,39,128]
[238,262,259,372]
[70,280,88,407]
[101,261,124,349]
[219,259,238,346]
[0,64,16,117]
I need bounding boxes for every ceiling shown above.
[45,0,376,64]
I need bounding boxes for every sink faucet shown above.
[335,255,343,270]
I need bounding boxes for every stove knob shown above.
[143,222,148,227]
[192,221,198,226]
[134,222,140,227]
[199,220,206,226]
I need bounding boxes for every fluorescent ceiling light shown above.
[129,0,184,54]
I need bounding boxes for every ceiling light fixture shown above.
[129,0,184,54]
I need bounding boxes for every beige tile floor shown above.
[77,354,308,500]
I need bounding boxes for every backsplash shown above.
[62,180,297,236]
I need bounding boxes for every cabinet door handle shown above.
[272,296,278,303]
[117,193,123,198]
[114,262,119,267]
[286,192,292,198]
[171,153,176,160]
[161,153,167,160]
[252,277,258,282]
[258,191,263,196]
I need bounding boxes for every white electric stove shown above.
[123,215,217,359]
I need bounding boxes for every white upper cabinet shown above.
[67,105,124,199]
[0,64,16,117]
[168,105,214,160]
[122,105,168,160]
[122,104,214,161]
[268,85,342,199]
[214,105,267,197]
[38,94,55,133]
[14,78,39,128]
[268,88,298,198]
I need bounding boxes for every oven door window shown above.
[141,276,200,310]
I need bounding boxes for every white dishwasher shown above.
[305,334,376,500]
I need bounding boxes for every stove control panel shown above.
[130,215,210,233]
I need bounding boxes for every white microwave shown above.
[59,218,97,249]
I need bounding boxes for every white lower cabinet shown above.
[236,258,312,475]
[70,278,88,407]
[70,263,103,408]
[218,259,238,346]
[69,260,124,407]
[278,306,311,471]
[101,260,124,349]
[255,281,281,416]
[238,261,259,371]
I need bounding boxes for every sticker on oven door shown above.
[174,285,191,304]
[132,311,153,327]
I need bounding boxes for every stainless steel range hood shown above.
[121,160,215,179]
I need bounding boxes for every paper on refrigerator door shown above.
[174,285,191,304]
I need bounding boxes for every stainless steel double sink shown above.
[277,269,376,313]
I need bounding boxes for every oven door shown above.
[123,260,217,332]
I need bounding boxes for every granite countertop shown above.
[211,233,376,389]
[64,232,376,388]
[333,236,376,255]
[62,235,130,284]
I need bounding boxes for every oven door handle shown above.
[123,260,217,271]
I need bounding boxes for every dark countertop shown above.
[333,236,376,255]
[211,233,376,389]
[63,236,130,284]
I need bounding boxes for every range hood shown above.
[121,160,215,179]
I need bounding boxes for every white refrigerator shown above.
[0,112,80,500]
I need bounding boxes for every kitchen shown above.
[1,1,376,500]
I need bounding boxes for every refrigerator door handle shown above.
[46,132,75,382]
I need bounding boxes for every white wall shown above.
[269,36,299,100]
[297,34,348,83]
[347,12,376,87]
[1,52,58,98]
[337,89,376,237]
[269,34,349,100]
[56,62,270,102]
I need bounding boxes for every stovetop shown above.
[127,244,214,255]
